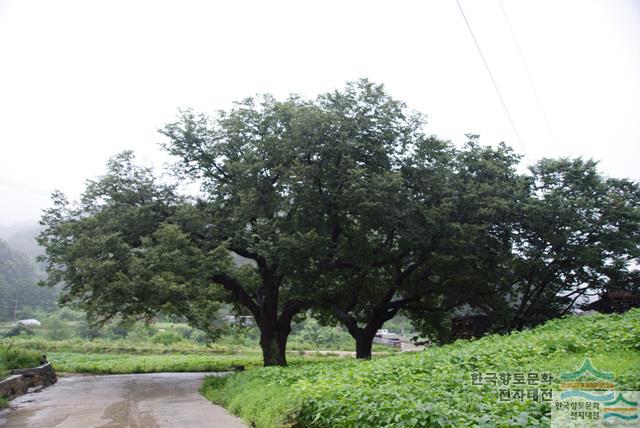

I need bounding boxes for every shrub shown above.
[173,325,194,339]
[0,344,42,380]
[4,324,35,338]
[76,320,104,340]
[151,331,184,346]
[43,317,73,341]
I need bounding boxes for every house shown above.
[583,290,640,314]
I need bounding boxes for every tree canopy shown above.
[37,79,640,365]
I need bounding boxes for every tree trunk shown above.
[211,263,301,367]
[338,308,398,360]
[257,309,296,366]
[259,324,288,366]
[276,328,289,366]
[355,330,376,359]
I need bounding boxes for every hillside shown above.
[202,309,640,427]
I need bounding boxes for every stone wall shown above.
[0,363,56,401]
[0,375,28,401]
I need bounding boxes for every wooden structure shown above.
[452,315,490,340]
[583,290,640,314]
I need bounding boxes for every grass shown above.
[4,337,242,355]
[4,335,396,357]
[48,352,262,374]
[201,309,640,428]
[46,350,351,374]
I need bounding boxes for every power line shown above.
[497,0,558,148]
[455,0,530,163]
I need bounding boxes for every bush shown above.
[126,323,158,341]
[173,325,195,340]
[151,331,184,346]
[3,324,35,338]
[57,308,85,321]
[293,319,351,348]
[43,317,73,341]
[76,320,104,340]
[104,324,129,339]
[0,344,42,380]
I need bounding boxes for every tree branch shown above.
[211,273,260,318]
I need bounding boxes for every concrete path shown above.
[0,372,246,428]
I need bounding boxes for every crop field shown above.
[201,309,640,428]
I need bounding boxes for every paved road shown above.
[0,373,246,428]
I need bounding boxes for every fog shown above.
[1,0,639,227]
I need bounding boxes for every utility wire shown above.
[497,0,558,148]
[455,0,530,163]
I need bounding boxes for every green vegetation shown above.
[202,310,640,428]
[37,80,640,367]
[48,352,262,374]
[2,308,395,375]
[1,307,401,356]
[0,344,42,380]
[46,351,350,375]
[1,338,44,409]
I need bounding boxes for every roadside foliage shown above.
[202,310,640,427]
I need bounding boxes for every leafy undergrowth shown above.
[201,309,640,428]
[0,344,42,380]
[47,351,348,374]
[0,344,42,407]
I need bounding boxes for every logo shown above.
[552,359,638,427]
[604,393,639,424]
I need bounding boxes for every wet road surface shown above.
[0,372,246,428]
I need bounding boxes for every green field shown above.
[45,351,350,374]
[0,308,401,356]
[1,309,394,377]
[201,309,640,428]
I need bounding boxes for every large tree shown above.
[38,80,640,366]
[503,158,640,330]
[36,153,194,326]
[39,94,329,366]
[158,95,326,366]
[292,108,523,357]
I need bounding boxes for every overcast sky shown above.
[0,0,638,228]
